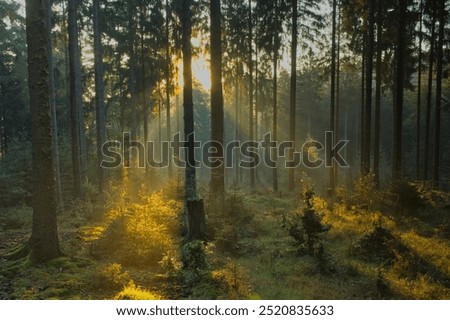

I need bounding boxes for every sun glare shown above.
[177,55,211,91]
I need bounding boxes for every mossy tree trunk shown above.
[25,0,62,263]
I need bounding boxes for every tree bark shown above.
[26,0,61,262]
[433,0,445,186]
[329,0,337,194]
[47,0,63,210]
[374,0,383,187]
[182,0,197,200]
[248,0,255,191]
[424,12,436,181]
[94,0,106,193]
[416,0,423,179]
[166,0,173,179]
[393,0,406,180]
[210,0,225,194]
[272,0,279,193]
[68,0,82,198]
[288,0,298,192]
[362,0,375,175]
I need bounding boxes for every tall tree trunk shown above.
[433,0,445,186]
[288,0,297,192]
[181,0,205,242]
[128,0,137,141]
[360,31,366,172]
[393,0,406,180]
[362,0,375,175]
[166,0,173,179]
[26,0,61,262]
[140,3,149,177]
[416,0,423,179]
[248,0,255,191]
[235,74,240,184]
[329,0,337,194]
[94,0,106,193]
[210,0,225,194]
[68,0,82,198]
[374,0,383,186]
[182,0,197,200]
[47,0,63,210]
[424,8,436,180]
[272,0,279,193]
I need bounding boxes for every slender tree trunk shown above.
[93,0,106,193]
[181,0,205,241]
[433,0,445,186]
[424,9,436,180]
[374,0,383,186]
[68,0,82,198]
[248,0,255,191]
[140,3,149,176]
[362,0,375,175]
[360,31,366,172]
[416,0,423,179]
[235,74,240,185]
[128,0,137,141]
[393,0,406,180]
[288,0,298,192]
[47,0,63,210]
[329,0,337,194]
[26,0,61,262]
[182,0,197,200]
[210,0,225,194]
[335,4,341,187]
[272,0,279,193]
[166,0,173,179]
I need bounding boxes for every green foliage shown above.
[388,180,426,215]
[181,240,209,272]
[352,219,407,264]
[281,189,330,257]
[92,263,130,291]
[206,191,256,256]
[96,191,181,267]
[0,137,32,207]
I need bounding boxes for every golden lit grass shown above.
[114,281,162,300]
[226,193,450,300]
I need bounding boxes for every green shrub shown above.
[282,189,330,257]
[92,263,130,291]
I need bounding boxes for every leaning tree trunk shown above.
[26,0,61,262]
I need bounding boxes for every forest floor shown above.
[0,178,449,300]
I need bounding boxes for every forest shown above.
[0,0,449,300]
